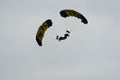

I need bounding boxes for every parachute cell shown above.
[60,9,88,24]
[36,19,52,46]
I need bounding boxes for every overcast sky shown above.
[0,0,120,80]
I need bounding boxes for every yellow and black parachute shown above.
[60,9,88,24]
[36,19,52,46]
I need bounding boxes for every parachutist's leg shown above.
[56,35,59,40]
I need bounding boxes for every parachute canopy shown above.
[36,19,52,46]
[60,9,88,24]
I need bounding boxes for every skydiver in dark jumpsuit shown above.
[56,30,70,41]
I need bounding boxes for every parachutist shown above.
[56,30,70,41]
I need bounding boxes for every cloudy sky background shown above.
[0,0,120,80]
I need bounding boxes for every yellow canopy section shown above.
[36,19,52,46]
[60,9,88,24]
